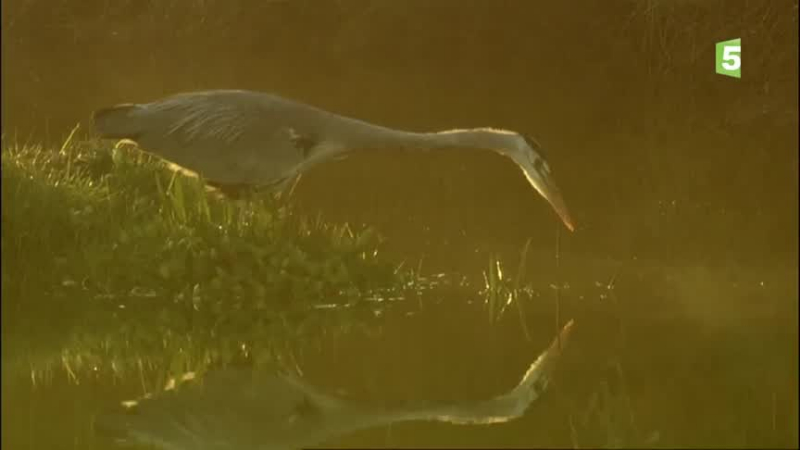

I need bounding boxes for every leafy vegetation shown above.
[1,135,420,385]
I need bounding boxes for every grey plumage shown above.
[93,89,575,230]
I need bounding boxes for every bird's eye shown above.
[533,157,544,171]
[522,134,541,150]
[523,134,549,161]
[532,155,551,177]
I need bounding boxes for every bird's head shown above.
[506,133,575,232]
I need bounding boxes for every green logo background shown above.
[716,38,741,78]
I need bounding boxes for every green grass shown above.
[1,136,421,386]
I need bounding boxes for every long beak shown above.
[519,164,575,232]
[543,183,575,232]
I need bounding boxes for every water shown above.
[3,255,796,448]
[2,0,798,448]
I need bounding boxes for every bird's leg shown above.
[275,173,303,202]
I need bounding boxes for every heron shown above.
[94,320,573,450]
[92,89,575,231]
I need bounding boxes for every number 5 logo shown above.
[716,38,741,78]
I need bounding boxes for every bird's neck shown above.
[328,116,518,156]
[428,128,520,154]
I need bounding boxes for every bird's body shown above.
[95,90,346,186]
[93,89,575,230]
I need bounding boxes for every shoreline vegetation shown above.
[1,135,434,386]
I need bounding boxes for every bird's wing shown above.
[152,93,275,147]
[135,91,322,184]
[142,91,322,155]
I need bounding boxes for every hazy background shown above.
[2,0,798,448]
[3,0,798,265]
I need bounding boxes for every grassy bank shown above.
[1,134,422,385]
